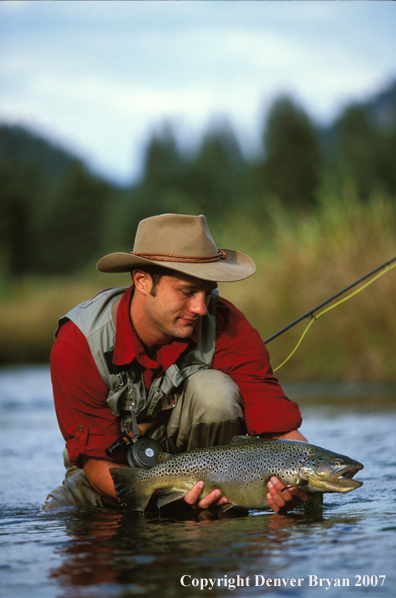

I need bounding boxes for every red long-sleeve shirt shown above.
[51,286,302,466]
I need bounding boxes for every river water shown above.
[0,366,395,598]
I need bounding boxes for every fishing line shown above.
[270,260,396,373]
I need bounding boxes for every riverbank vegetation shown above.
[1,188,395,382]
[1,82,395,381]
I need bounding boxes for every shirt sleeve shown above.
[213,297,302,436]
[50,320,125,467]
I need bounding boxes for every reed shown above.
[217,186,396,382]
[1,188,395,382]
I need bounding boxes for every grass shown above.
[216,185,396,382]
[1,187,395,382]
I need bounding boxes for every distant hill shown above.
[0,124,83,183]
[363,79,396,130]
[1,78,395,185]
[1,78,395,278]
[318,78,396,158]
[0,123,125,276]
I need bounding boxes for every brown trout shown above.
[110,436,363,512]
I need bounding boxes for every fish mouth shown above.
[329,464,363,490]
[302,462,364,493]
[333,463,363,480]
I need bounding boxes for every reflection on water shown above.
[40,505,387,598]
[0,367,395,598]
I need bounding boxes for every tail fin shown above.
[110,467,153,511]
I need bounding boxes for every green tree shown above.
[133,123,185,216]
[260,96,322,209]
[131,120,246,224]
[0,160,42,276]
[336,106,381,199]
[37,161,113,274]
[336,104,396,198]
[181,121,246,218]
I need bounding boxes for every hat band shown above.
[130,250,227,263]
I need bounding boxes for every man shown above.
[43,213,308,513]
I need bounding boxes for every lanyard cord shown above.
[272,261,396,373]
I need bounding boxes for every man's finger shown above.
[184,482,229,510]
[197,488,227,509]
[267,476,308,513]
[184,481,204,506]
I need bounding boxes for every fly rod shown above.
[265,255,396,345]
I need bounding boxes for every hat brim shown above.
[96,248,256,282]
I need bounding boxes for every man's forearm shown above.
[82,456,126,500]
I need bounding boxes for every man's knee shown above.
[183,369,243,421]
[41,452,120,510]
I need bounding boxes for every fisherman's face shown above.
[135,270,217,344]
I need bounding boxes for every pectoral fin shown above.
[156,490,188,508]
[218,503,236,512]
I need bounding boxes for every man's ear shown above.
[132,270,152,296]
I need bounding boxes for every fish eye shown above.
[334,460,341,466]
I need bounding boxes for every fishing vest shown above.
[57,287,218,431]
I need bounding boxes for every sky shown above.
[1,1,396,186]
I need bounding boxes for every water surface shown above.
[0,367,395,598]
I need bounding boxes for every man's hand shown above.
[184,481,229,509]
[183,477,309,514]
[265,429,310,513]
[266,476,309,513]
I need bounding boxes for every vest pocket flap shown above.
[106,385,129,416]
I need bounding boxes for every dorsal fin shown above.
[230,435,261,444]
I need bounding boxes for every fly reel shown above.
[126,436,164,469]
[106,430,163,469]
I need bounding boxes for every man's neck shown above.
[129,293,172,358]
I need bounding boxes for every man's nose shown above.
[189,293,208,317]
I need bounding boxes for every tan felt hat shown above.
[97,213,256,282]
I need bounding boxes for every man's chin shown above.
[175,328,195,339]
[174,321,197,339]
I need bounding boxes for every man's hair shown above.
[131,265,171,297]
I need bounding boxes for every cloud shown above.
[1,1,395,184]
